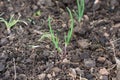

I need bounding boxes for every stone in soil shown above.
[97,56,106,63]
[0,62,5,72]
[69,68,77,79]
[84,59,96,67]
[85,73,95,80]
[38,73,46,80]
[92,0,101,11]
[81,78,88,80]
[99,68,109,75]
[0,38,9,46]
[116,70,120,79]
[110,0,119,10]
[79,50,90,59]
[47,74,52,79]
[77,39,90,49]
[0,52,8,62]
[100,75,108,80]
[37,0,53,6]
[75,67,84,76]
[51,67,61,73]
[17,74,27,80]
[4,71,10,79]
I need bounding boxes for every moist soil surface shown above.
[0,0,120,80]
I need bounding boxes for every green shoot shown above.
[47,16,62,52]
[38,33,52,41]
[0,14,27,33]
[33,10,41,17]
[65,7,74,47]
[39,8,74,55]
[39,17,62,52]
[39,32,62,52]
[74,0,84,22]
[28,18,35,25]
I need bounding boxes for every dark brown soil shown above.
[0,0,120,80]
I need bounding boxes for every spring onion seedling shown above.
[33,10,41,17]
[48,16,62,52]
[39,17,62,53]
[74,0,85,22]
[39,8,74,56]
[64,7,74,54]
[65,7,74,47]
[0,14,27,34]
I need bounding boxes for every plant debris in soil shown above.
[0,0,120,80]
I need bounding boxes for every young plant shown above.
[39,17,62,52]
[0,14,27,33]
[33,10,41,17]
[64,7,74,54]
[48,16,62,52]
[74,0,85,22]
[39,8,74,55]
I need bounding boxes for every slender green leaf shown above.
[65,7,74,47]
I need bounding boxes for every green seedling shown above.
[28,45,40,49]
[0,14,27,33]
[73,0,84,22]
[28,18,35,25]
[33,10,41,17]
[39,17,62,52]
[39,8,74,55]
[65,7,74,48]
[39,33,52,41]
[64,7,74,54]
[48,16,62,52]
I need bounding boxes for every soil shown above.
[0,0,120,80]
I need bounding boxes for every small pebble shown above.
[17,74,27,80]
[63,58,70,63]
[37,0,45,5]
[80,50,90,59]
[92,0,101,11]
[8,6,14,11]
[75,67,84,76]
[32,5,38,10]
[38,73,46,80]
[78,39,90,49]
[69,68,77,79]
[104,33,109,37]
[84,15,89,22]
[99,68,109,75]
[4,71,10,79]
[116,70,120,79]
[112,23,120,28]
[97,57,106,63]
[37,0,53,6]
[0,38,8,46]
[80,78,88,80]
[0,52,8,61]
[100,75,108,80]
[0,2,4,6]
[85,0,89,4]
[51,67,61,73]
[85,73,94,80]
[0,62,5,72]
[112,78,116,80]
[84,59,96,67]
[110,0,119,10]
[46,0,53,6]
[47,74,52,79]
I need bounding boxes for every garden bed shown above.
[0,0,120,80]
